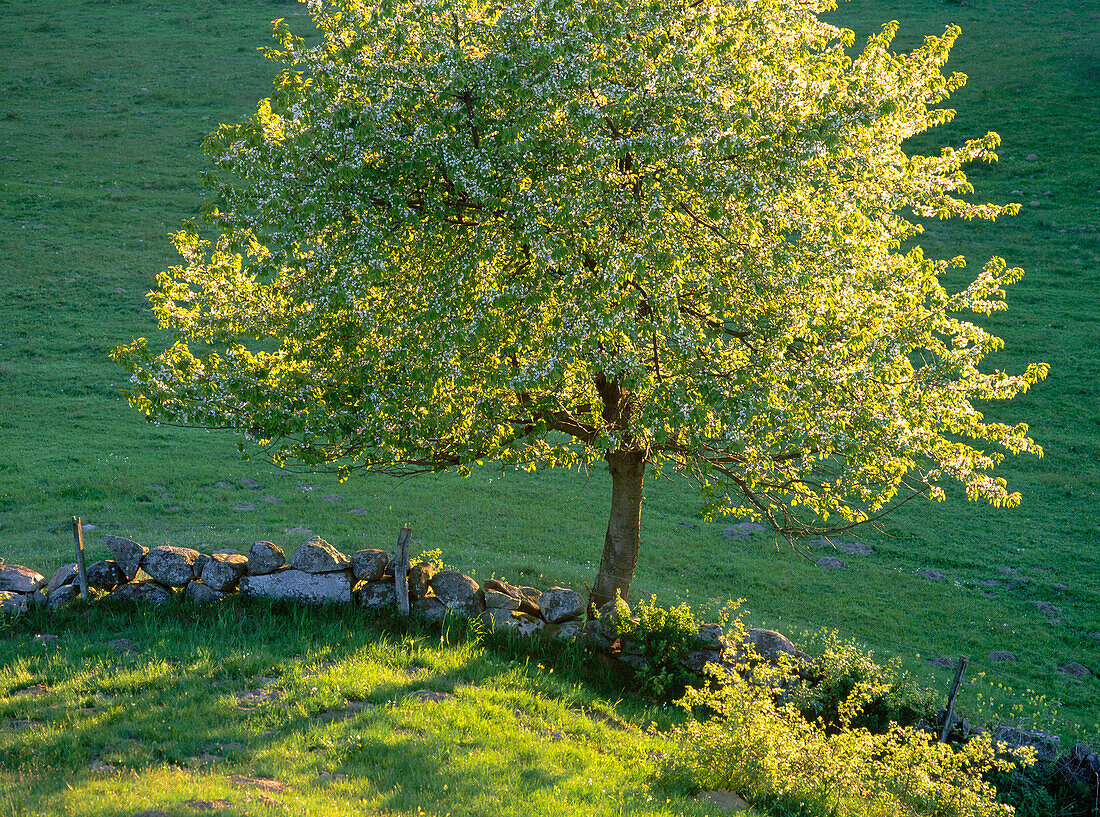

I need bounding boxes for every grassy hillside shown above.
[0,0,1097,745]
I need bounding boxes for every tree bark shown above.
[588,449,646,613]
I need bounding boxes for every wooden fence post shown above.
[394,525,411,618]
[71,516,89,603]
[940,655,969,743]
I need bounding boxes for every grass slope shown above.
[0,0,1097,745]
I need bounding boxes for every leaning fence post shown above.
[71,516,89,603]
[394,525,411,618]
[940,655,969,743]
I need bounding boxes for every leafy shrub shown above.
[793,631,938,733]
[604,594,707,699]
[664,659,1028,817]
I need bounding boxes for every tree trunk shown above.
[588,450,646,613]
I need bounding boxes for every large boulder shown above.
[240,569,352,604]
[537,587,584,623]
[105,535,148,581]
[290,537,350,573]
[201,553,248,591]
[46,583,82,610]
[184,581,228,604]
[408,563,435,600]
[86,560,125,591]
[352,549,390,582]
[0,565,46,594]
[46,564,78,596]
[481,607,544,637]
[484,589,521,610]
[993,725,1061,763]
[141,546,200,587]
[247,541,285,575]
[0,591,28,615]
[429,571,484,617]
[109,580,175,605]
[356,581,396,609]
[742,628,798,662]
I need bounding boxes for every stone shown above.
[1054,743,1100,789]
[734,521,766,532]
[720,527,751,540]
[988,650,1017,662]
[46,564,78,596]
[201,553,249,591]
[240,569,352,604]
[194,553,210,576]
[698,623,725,646]
[580,618,613,650]
[0,591,28,615]
[352,549,390,582]
[927,656,956,669]
[33,634,60,645]
[321,494,344,502]
[239,477,260,488]
[356,581,396,609]
[109,580,174,604]
[46,583,81,610]
[1025,152,1039,160]
[816,557,847,569]
[481,607,544,636]
[412,596,449,623]
[918,569,945,581]
[484,589,521,610]
[104,535,148,581]
[86,560,125,591]
[290,537,351,573]
[1032,600,1061,616]
[141,545,200,586]
[0,565,46,594]
[482,580,540,615]
[248,541,285,575]
[743,628,798,662]
[184,581,228,604]
[429,570,484,616]
[993,725,1061,762]
[681,648,723,674]
[548,620,584,641]
[407,562,435,600]
[840,541,874,555]
[1058,662,1092,680]
[697,790,751,813]
[538,587,584,623]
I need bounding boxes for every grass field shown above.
[0,0,1097,773]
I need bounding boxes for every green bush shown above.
[664,659,1029,817]
[794,631,939,733]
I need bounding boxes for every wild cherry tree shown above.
[114,0,1047,609]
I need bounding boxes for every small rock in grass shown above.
[840,541,874,555]
[816,556,847,569]
[408,689,453,703]
[697,790,751,813]
[348,507,368,514]
[107,638,137,653]
[321,494,344,502]
[285,526,313,537]
[33,634,60,645]
[988,650,1017,663]
[248,541,285,575]
[1058,662,1092,680]
[182,800,232,811]
[720,527,751,539]
[1026,153,1039,160]
[995,566,1017,576]
[214,481,233,489]
[291,537,351,573]
[918,569,945,581]
[232,503,258,511]
[239,477,260,488]
[927,656,956,668]
[1032,600,1061,616]
[978,578,1002,587]
[261,496,281,503]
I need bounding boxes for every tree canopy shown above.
[113,0,1047,608]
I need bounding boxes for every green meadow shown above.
[0,0,1098,811]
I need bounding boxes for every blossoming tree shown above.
[113,0,1047,609]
